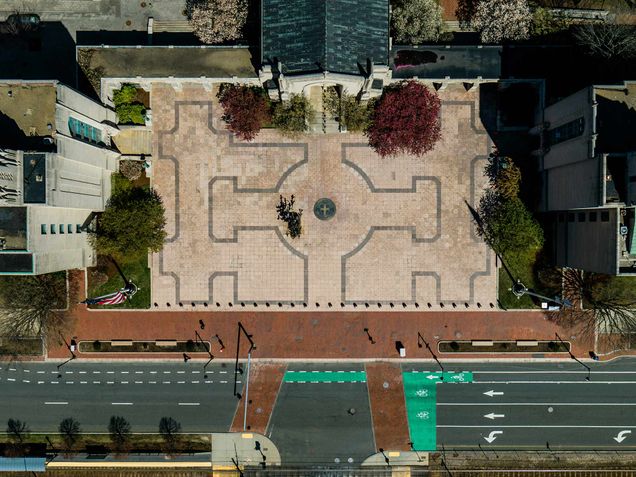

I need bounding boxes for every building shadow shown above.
[0,22,76,86]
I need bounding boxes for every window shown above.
[67,224,73,233]
[50,224,56,234]
[76,224,82,233]
[547,117,585,146]
[589,212,597,222]
[40,224,46,234]
[68,117,102,144]
[578,212,586,222]
[601,211,610,222]
[59,224,64,234]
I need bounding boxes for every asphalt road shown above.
[0,361,242,433]
[2,358,636,458]
[404,359,636,451]
[267,363,374,466]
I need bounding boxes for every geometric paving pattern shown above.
[150,83,496,310]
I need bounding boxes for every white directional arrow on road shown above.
[483,431,503,443]
[614,430,632,443]
[484,413,505,420]
[483,390,504,397]
[426,375,441,380]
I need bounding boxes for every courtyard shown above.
[150,83,496,311]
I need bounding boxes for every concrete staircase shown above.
[152,20,193,33]
[307,86,340,134]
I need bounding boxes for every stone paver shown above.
[150,82,495,311]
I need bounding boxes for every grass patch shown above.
[498,252,537,309]
[86,255,150,309]
[0,337,43,356]
[0,433,210,453]
[79,340,210,353]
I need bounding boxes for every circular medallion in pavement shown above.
[313,198,336,220]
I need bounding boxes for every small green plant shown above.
[116,103,146,125]
[276,195,303,239]
[112,84,146,125]
[113,84,137,106]
[324,89,372,132]
[272,94,313,137]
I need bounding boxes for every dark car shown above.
[6,13,40,28]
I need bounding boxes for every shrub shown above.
[218,84,271,141]
[272,94,313,137]
[365,80,441,157]
[470,0,531,43]
[119,160,144,181]
[116,103,146,125]
[484,154,521,200]
[325,90,373,132]
[188,0,248,44]
[530,7,570,37]
[392,0,445,44]
[276,195,303,239]
[113,84,137,106]
[93,340,102,351]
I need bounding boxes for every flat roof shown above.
[23,153,46,204]
[78,46,256,78]
[390,45,502,80]
[595,83,636,154]
[0,83,56,147]
[0,206,27,250]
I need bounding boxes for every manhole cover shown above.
[314,198,336,220]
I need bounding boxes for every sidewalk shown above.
[48,271,593,361]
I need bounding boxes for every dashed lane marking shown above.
[8,378,16,382]
[178,402,200,406]
[45,402,68,405]
[37,371,45,374]
[112,402,133,406]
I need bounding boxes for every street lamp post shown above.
[233,322,256,431]
[57,334,76,378]
[194,331,214,378]
[418,332,444,380]
[555,333,590,381]
[408,441,422,462]
[378,448,390,466]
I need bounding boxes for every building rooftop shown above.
[78,46,256,78]
[0,83,56,149]
[595,83,636,154]
[390,45,502,80]
[262,0,389,75]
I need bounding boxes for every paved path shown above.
[54,271,593,362]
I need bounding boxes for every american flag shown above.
[81,290,127,306]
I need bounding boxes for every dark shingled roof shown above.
[262,0,389,75]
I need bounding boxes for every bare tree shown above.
[552,268,636,347]
[7,419,30,443]
[108,416,132,454]
[0,272,77,345]
[159,417,182,456]
[574,17,636,59]
[59,417,82,455]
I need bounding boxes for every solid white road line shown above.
[476,371,636,374]
[439,402,636,406]
[474,381,636,384]
[439,425,636,428]
[178,402,200,406]
[44,401,68,405]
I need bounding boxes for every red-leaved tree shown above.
[366,81,441,157]
[218,84,271,141]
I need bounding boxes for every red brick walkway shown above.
[230,363,287,434]
[366,363,411,451]
[50,270,593,360]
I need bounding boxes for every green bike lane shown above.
[403,371,474,451]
